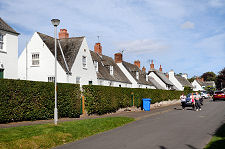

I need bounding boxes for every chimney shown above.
[168,70,174,79]
[201,78,204,82]
[114,53,122,63]
[165,73,169,78]
[94,43,102,56]
[159,65,162,72]
[182,73,188,79]
[134,60,140,68]
[142,66,146,72]
[59,29,69,39]
[150,60,154,69]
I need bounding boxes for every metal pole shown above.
[54,25,58,125]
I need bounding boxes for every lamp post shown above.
[51,19,60,125]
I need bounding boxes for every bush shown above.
[0,79,81,123]
[83,85,183,115]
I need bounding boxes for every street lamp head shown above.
[51,19,60,27]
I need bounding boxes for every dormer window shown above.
[93,61,98,72]
[136,71,139,80]
[0,34,3,50]
[110,65,113,75]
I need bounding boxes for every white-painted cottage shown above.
[18,29,97,85]
[192,79,204,91]
[147,61,176,90]
[0,18,19,79]
[168,70,193,91]
[90,43,132,88]
[115,53,156,89]
[192,78,215,91]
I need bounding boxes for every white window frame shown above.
[136,71,139,80]
[110,65,113,75]
[48,76,55,82]
[93,61,98,72]
[82,56,87,69]
[0,33,4,50]
[31,53,40,66]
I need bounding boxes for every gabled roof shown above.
[148,76,164,89]
[0,17,19,35]
[196,80,215,87]
[175,75,193,88]
[122,61,153,86]
[90,51,131,84]
[37,32,84,72]
[148,69,174,86]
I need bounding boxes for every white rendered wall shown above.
[149,72,167,90]
[70,38,98,85]
[18,32,67,82]
[0,32,18,79]
[168,71,183,91]
[192,80,204,91]
[98,79,132,88]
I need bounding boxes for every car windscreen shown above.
[215,91,224,94]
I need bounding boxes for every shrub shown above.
[83,85,183,115]
[0,79,81,123]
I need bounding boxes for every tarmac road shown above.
[55,99,225,149]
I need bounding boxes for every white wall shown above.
[0,32,18,79]
[192,80,204,91]
[148,72,167,90]
[168,71,183,91]
[98,79,132,88]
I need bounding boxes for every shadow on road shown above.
[159,145,167,149]
[186,144,198,149]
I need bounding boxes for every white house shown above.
[147,61,176,90]
[192,78,215,91]
[192,79,204,91]
[0,17,19,79]
[90,43,132,88]
[18,29,98,85]
[115,53,156,89]
[168,70,193,91]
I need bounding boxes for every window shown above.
[89,81,92,85]
[119,84,121,87]
[100,80,104,85]
[32,53,39,66]
[93,61,98,72]
[82,56,87,68]
[136,71,139,80]
[48,76,55,82]
[110,65,113,75]
[0,34,3,50]
[76,77,81,84]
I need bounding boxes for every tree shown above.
[201,72,216,81]
[188,76,197,83]
[216,68,225,90]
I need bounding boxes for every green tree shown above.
[201,72,216,81]
[188,76,197,83]
[216,68,225,90]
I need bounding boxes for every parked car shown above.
[213,91,225,101]
[200,91,209,99]
[185,93,203,107]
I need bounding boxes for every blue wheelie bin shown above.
[142,98,152,111]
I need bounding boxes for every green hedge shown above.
[83,85,185,115]
[0,79,81,123]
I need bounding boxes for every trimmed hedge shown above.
[0,79,81,123]
[83,85,186,115]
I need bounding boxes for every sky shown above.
[0,0,225,77]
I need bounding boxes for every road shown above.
[55,99,225,149]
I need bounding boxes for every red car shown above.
[213,91,225,101]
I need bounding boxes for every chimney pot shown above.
[150,60,154,69]
[94,43,102,56]
[134,60,140,68]
[159,65,162,72]
[114,53,123,63]
[142,66,146,72]
[59,29,69,39]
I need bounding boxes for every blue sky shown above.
[1,0,225,77]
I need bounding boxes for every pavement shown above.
[54,98,225,149]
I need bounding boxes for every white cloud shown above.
[117,39,169,54]
[181,21,195,29]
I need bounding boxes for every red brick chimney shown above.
[134,60,140,68]
[94,43,102,56]
[59,29,69,39]
[114,53,122,63]
[142,66,146,72]
[166,73,169,78]
[150,60,154,69]
[159,65,162,72]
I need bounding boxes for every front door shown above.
[0,69,4,79]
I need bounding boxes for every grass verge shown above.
[0,117,134,149]
[205,123,225,149]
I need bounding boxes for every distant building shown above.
[18,29,98,85]
[0,17,19,79]
[192,78,216,91]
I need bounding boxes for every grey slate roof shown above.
[148,69,174,86]
[122,61,153,86]
[0,18,19,35]
[148,76,164,89]
[175,75,193,88]
[37,32,84,72]
[196,80,215,87]
[90,51,131,84]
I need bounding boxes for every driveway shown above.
[55,99,225,149]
